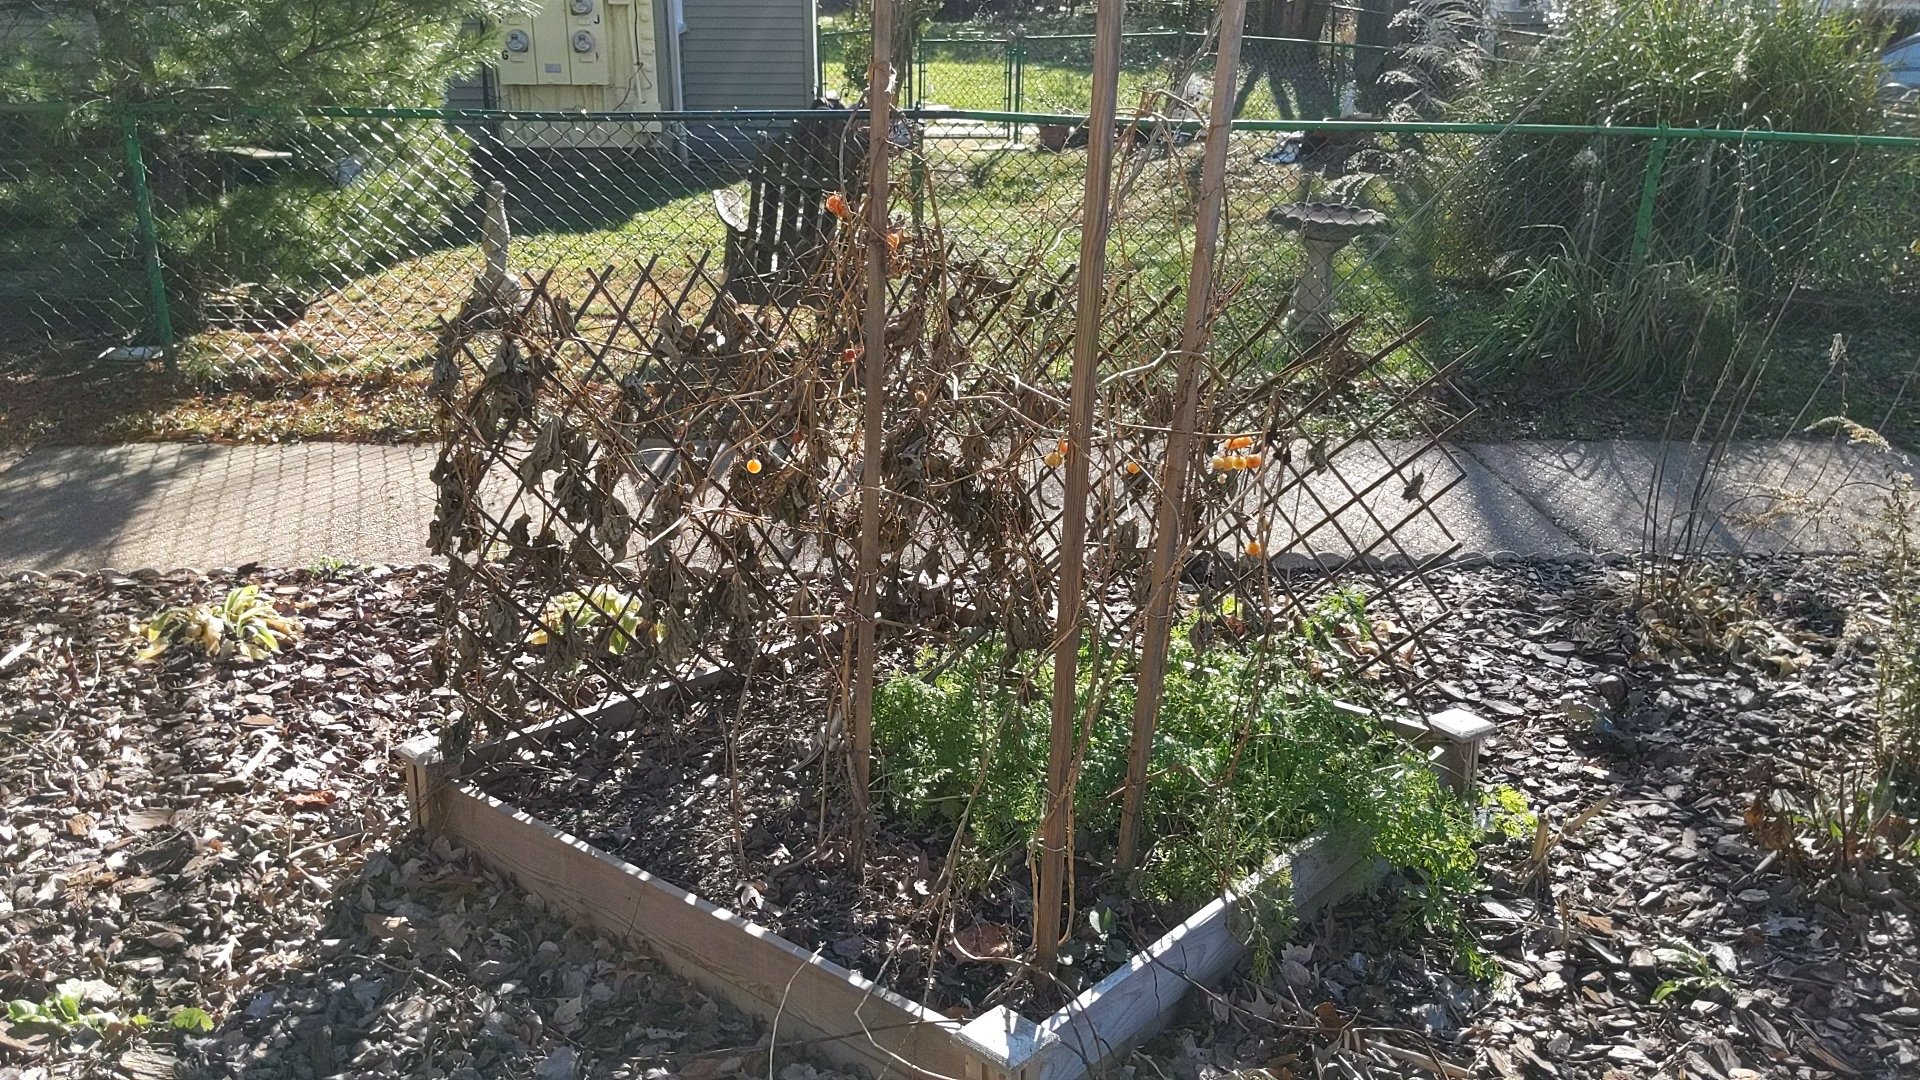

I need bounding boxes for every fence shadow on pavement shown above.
[0,444,219,570]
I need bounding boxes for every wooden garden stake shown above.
[848,0,894,853]
[1117,0,1249,871]
[1036,0,1125,976]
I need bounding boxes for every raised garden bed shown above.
[396,652,1493,1080]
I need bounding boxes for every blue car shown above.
[1887,32,1920,97]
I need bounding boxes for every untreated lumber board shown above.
[397,692,1487,1080]
[982,833,1374,1080]
[419,776,990,1080]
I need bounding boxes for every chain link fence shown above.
[0,105,155,347]
[3,102,1917,438]
[818,29,1383,120]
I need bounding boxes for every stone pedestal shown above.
[1268,202,1386,342]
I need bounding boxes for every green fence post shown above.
[1630,129,1671,266]
[913,34,926,108]
[816,28,827,96]
[1013,30,1029,122]
[1008,30,1026,141]
[1003,33,1015,114]
[120,109,175,359]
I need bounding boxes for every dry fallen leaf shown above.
[364,915,414,942]
[948,921,1013,961]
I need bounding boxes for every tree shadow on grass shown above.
[0,344,200,448]
[1232,42,1340,122]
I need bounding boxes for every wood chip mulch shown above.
[1,556,1914,1080]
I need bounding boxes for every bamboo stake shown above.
[849,0,895,853]
[1035,0,1126,976]
[1116,0,1250,871]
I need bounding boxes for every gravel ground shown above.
[0,558,1914,1079]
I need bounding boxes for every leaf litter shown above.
[1133,555,1917,1080]
[0,565,855,1080]
[1,555,1915,1079]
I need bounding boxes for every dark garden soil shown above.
[472,646,1186,1021]
[1,556,1914,1079]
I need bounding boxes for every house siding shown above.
[446,71,494,110]
[679,0,816,110]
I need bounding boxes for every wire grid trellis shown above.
[3,104,1916,404]
[425,156,1472,761]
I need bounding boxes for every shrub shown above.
[834,0,938,94]
[1417,0,1913,386]
[0,109,144,334]
[1477,0,1888,134]
[154,117,476,321]
[138,585,302,661]
[1472,241,1739,390]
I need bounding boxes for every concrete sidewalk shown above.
[0,438,1911,572]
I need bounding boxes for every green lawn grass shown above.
[107,120,1917,451]
[820,37,1328,121]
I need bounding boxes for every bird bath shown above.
[1269,202,1386,340]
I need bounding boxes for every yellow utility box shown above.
[495,0,661,147]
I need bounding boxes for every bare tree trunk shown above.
[1251,0,1331,39]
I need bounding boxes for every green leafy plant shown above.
[170,1006,215,1032]
[6,980,152,1034]
[1649,936,1732,1005]
[1481,784,1539,842]
[1750,764,1912,874]
[138,585,302,661]
[526,586,659,656]
[871,595,1488,969]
